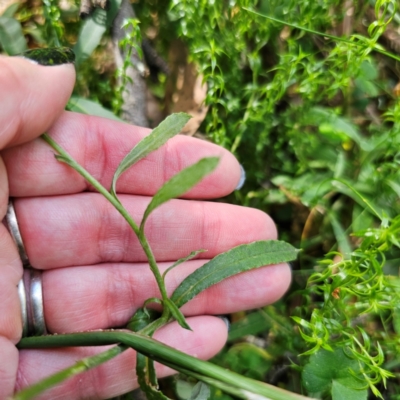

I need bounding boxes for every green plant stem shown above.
[18,331,313,400]
[138,316,169,336]
[41,134,170,306]
[243,8,400,62]
[13,344,127,400]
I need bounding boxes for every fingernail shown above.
[235,164,246,190]
[217,316,230,331]
[20,47,75,66]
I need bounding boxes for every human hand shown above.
[0,55,291,399]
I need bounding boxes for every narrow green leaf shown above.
[309,107,370,151]
[67,96,124,122]
[141,157,219,229]
[165,298,192,330]
[0,16,26,55]
[13,345,126,400]
[171,240,299,308]
[73,0,122,66]
[332,179,383,220]
[162,249,207,280]
[111,113,191,195]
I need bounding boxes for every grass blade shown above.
[171,240,299,308]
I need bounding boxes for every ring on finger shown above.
[5,200,47,337]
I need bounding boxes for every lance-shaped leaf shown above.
[171,240,299,308]
[111,113,191,195]
[141,157,219,229]
[164,298,192,330]
[162,249,206,280]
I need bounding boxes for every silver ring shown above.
[5,200,29,265]
[5,200,47,336]
[23,269,47,336]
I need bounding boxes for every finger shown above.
[3,111,242,199]
[0,222,24,398]
[0,56,75,149]
[0,224,23,342]
[16,316,228,399]
[14,194,277,268]
[42,260,291,333]
[0,336,18,399]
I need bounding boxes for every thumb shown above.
[0,53,75,149]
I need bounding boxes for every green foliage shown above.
[215,343,274,382]
[113,17,143,114]
[302,348,368,400]
[111,112,191,195]
[4,0,400,398]
[0,4,26,55]
[294,215,400,397]
[171,240,299,308]
[73,0,122,66]
[67,96,124,121]
[141,157,220,229]
[24,114,299,400]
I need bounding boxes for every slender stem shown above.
[41,134,169,304]
[13,345,127,400]
[41,134,140,233]
[138,314,170,336]
[243,8,400,62]
[137,229,170,304]
[18,331,313,400]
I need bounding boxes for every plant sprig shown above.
[15,113,299,399]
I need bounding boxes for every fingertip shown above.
[154,316,228,360]
[0,56,75,149]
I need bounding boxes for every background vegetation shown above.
[1,0,400,399]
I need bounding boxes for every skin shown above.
[0,55,291,399]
